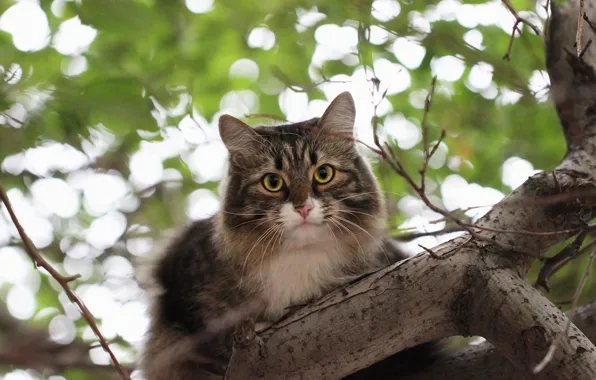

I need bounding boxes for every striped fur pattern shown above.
[139,92,406,379]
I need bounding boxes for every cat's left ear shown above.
[318,91,355,139]
[219,114,261,154]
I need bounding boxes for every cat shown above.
[139,92,436,379]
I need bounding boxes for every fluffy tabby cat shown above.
[140,92,434,379]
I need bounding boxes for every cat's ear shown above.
[318,91,356,138]
[219,115,260,154]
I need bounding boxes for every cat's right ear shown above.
[219,115,260,154]
[317,91,356,139]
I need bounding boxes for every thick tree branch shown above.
[399,300,596,380]
[225,0,596,379]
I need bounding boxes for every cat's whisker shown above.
[239,217,285,249]
[334,215,389,264]
[231,219,265,229]
[328,217,364,255]
[259,224,285,282]
[333,215,380,243]
[260,224,282,265]
[379,190,410,197]
[332,209,384,221]
[231,216,275,229]
[327,191,382,206]
[274,224,285,251]
[326,190,408,208]
[326,217,343,235]
[238,224,281,286]
[324,223,340,252]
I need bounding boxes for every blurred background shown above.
[0,0,593,379]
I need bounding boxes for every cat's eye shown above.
[314,164,335,184]
[262,173,284,192]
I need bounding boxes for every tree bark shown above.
[224,0,596,379]
[3,298,596,380]
[400,301,596,380]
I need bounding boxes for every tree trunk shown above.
[224,0,596,379]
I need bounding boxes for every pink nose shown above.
[295,203,313,219]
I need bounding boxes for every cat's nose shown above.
[294,203,313,219]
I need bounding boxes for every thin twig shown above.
[504,20,523,61]
[2,67,19,84]
[502,0,542,61]
[544,0,552,39]
[419,244,441,259]
[420,77,438,193]
[533,245,596,374]
[243,113,288,122]
[391,225,464,241]
[419,236,472,260]
[584,14,596,34]
[271,66,351,93]
[577,0,586,57]
[0,184,130,380]
[0,112,26,126]
[579,39,593,58]
[466,223,596,237]
[365,77,570,258]
[502,0,542,35]
[535,231,591,291]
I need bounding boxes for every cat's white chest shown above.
[259,244,344,319]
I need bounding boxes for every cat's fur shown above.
[139,92,433,379]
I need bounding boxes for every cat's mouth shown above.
[298,221,319,228]
[287,219,324,232]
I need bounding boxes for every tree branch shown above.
[399,300,596,380]
[502,0,542,61]
[0,185,130,380]
[224,0,596,378]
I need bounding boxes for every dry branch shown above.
[0,185,130,380]
[502,0,542,61]
[535,232,593,291]
[390,225,463,241]
[577,0,586,56]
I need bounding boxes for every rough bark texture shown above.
[3,298,596,379]
[400,301,596,380]
[224,0,596,379]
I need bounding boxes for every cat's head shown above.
[216,92,385,265]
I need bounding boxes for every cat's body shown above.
[140,92,431,380]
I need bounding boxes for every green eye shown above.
[314,164,334,184]
[262,173,284,192]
